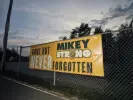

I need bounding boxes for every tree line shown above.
[0,19,132,63]
[61,19,133,40]
[62,19,133,63]
[0,48,29,62]
[63,19,133,80]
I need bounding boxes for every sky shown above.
[0,0,133,48]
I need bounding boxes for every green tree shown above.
[129,19,133,28]
[63,36,67,40]
[70,28,78,39]
[94,26,103,34]
[10,48,19,62]
[118,23,129,37]
[70,23,91,39]
[118,19,133,38]
[78,23,91,37]
[6,48,12,61]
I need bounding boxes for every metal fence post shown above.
[17,46,18,60]
[17,46,22,77]
[53,71,56,86]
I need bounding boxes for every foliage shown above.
[70,23,91,39]
[118,20,133,38]
[94,26,103,34]
[0,47,29,62]
[62,36,67,40]
[70,27,79,39]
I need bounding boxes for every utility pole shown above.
[1,0,13,73]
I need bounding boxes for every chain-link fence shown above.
[3,29,133,100]
[54,30,132,100]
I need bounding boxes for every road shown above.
[0,75,69,100]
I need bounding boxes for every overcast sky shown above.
[0,0,133,48]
